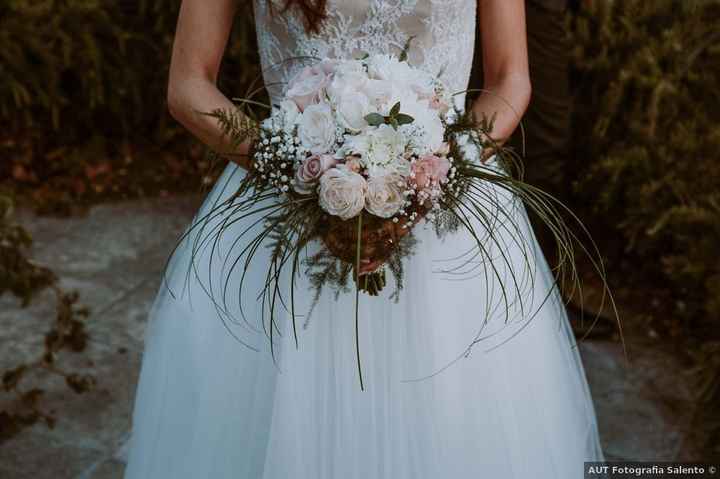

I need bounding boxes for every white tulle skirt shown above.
[122,159,604,479]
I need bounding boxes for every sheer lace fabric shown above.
[255,0,476,102]
[122,2,604,478]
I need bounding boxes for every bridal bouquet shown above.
[183,45,604,387]
[250,52,465,295]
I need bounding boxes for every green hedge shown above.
[569,0,720,330]
[0,0,259,212]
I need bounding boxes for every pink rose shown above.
[411,154,451,190]
[286,61,336,111]
[294,154,337,194]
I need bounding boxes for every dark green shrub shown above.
[569,0,720,328]
[569,1,720,458]
[0,0,260,212]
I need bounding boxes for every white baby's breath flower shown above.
[279,99,300,132]
[394,94,445,152]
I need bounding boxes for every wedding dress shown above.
[122,1,604,477]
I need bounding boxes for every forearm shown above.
[168,76,253,169]
[470,72,532,144]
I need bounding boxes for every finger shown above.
[359,260,384,275]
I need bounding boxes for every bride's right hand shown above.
[222,140,254,170]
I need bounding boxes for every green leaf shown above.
[390,102,401,117]
[399,35,416,62]
[364,113,385,126]
[390,118,399,130]
[395,113,414,125]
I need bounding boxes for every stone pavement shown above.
[0,196,701,478]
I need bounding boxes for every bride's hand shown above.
[321,213,419,275]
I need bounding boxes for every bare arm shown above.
[472,0,532,147]
[167,0,252,169]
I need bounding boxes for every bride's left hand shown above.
[321,213,419,275]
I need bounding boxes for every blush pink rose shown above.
[411,154,451,190]
[286,61,336,111]
[294,154,337,194]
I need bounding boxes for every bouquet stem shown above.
[354,214,365,391]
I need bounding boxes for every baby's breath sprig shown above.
[253,124,306,194]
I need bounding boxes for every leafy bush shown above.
[0,0,260,213]
[569,0,720,330]
[569,1,720,458]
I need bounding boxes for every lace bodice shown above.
[253,0,476,103]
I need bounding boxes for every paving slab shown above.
[0,195,700,478]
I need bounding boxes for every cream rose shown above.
[365,174,406,218]
[318,165,367,220]
[297,103,337,154]
[294,154,337,194]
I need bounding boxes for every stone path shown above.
[0,196,701,478]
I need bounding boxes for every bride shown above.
[123,1,604,477]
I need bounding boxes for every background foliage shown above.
[0,0,718,455]
[568,0,720,456]
[569,0,720,334]
[0,0,259,214]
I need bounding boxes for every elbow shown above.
[484,70,532,115]
[519,75,532,115]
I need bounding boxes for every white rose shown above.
[298,103,337,154]
[334,59,365,77]
[318,165,367,220]
[363,79,394,109]
[286,62,334,111]
[365,174,406,218]
[334,87,371,132]
[367,54,413,84]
